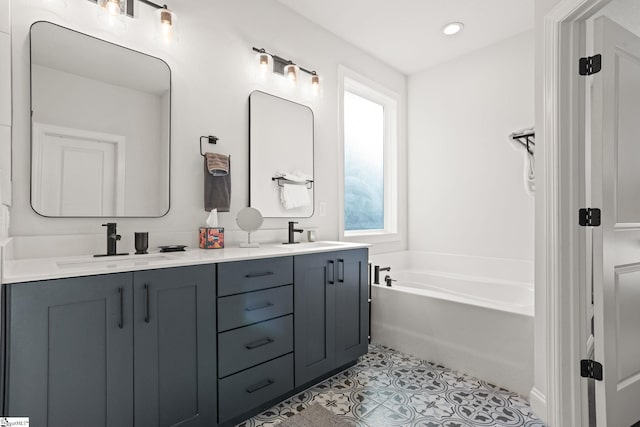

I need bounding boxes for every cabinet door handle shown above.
[328,260,335,285]
[337,259,345,283]
[246,379,274,394]
[118,287,124,329]
[144,284,150,323]
[245,302,274,312]
[245,337,274,350]
[245,271,274,278]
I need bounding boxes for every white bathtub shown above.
[370,251,534,397]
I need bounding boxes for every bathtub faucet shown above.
[384,275,397,287]
[374,265,390,284]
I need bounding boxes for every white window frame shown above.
[338,66,400,243]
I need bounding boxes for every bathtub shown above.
[370,251,534,397]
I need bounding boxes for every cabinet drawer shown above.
[217,257,293,296]
[218,354,293,423]
[218,315,293,378]
[217,285,293,332]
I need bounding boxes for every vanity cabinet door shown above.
[334,249,369,367]
[293,252,336,387]
[4,274,134,427]
[133,265,216,427]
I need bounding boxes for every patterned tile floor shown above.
[238,344,546,427]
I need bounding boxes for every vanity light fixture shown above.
[89,0,178,42]
[251,47,321,94]
[442,22,464,36]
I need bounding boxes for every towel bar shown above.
[510,129,535,155]
[272,177,313,189]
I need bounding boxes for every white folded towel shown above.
[274,170,313,183]
[280,183,311,210]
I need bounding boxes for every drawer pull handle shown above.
[144,284,150,323]
[338,259,345,283]
[328,260,335,285]
[245,272,274,278]
[245,337,274,350]
[118,287,124,329]
[245,302,274,312]
[246,379,274,394]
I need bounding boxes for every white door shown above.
[591,16,640,427]
[32,124,126,216]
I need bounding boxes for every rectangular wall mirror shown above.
[30,21,171,217]
[249,91,314,218]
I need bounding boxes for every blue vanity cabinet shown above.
[2,265,216,427]
[216,258,295,425]
[293,252,337,386]
[294,248,369,387]
[334,249,369,367]
[133,265,217,427]
[3,273,135,427]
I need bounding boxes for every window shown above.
[341,72,398,239]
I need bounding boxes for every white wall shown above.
[32,64,166,215]
[0,0,11,240]
[407,31,535,262]
[8,0,407,255]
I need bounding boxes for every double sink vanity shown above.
[1,242,369,427]
[6,17,363,427]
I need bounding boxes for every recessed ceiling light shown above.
[442,22,464,36]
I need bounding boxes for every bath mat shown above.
[277,404,354,427]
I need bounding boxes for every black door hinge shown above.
[581,359,603,381]
[579,208,601,227]
[579,54,602,76]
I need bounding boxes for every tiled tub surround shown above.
[240,344,545,427]
[369,251,534,396]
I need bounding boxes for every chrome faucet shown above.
[285,221,304,244]
[94,223,128,257]
[374,265,390,284]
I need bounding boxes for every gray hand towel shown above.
[204,155,231,212]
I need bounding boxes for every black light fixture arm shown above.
[252,47,317,77]
[137,0,167,10]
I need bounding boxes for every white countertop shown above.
[1,241,370,284]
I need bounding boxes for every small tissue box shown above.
[199,227,224,249]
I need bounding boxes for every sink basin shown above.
[57,255,172,270]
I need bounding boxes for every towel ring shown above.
[200,135,219,156]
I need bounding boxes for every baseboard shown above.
[529,386,547,423]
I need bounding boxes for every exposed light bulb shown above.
[97,0,125,30]
[284,64,299,84]
[256,52,272,74]
[106,0,121,16]
[311,73,320,95]
[156,8,178,43]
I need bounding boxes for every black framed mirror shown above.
[29,21,171,217]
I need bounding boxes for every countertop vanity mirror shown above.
[249,91,314,218]
[29,21,171,217]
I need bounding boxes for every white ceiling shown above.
[276,0,535,75]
